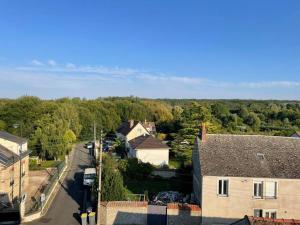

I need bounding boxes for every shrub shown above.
[118,158,154,180]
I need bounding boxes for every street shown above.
[25,143,93,225]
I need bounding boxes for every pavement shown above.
[25,143,93,225]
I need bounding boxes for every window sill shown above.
[217,194,228,197]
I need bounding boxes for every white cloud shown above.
[66,63,76,69]
[239,81,300,88]
[3,61,299,99]
[31,59,44,66]
[48,59,57,66]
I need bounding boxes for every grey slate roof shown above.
[0,144,18,167]
[195,134,300,179]
[116,121,140,136]
[129,135,169,150]
[0,131,27,144]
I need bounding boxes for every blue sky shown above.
[0,0,300,99]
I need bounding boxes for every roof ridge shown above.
[206,133,298,139]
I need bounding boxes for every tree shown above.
[101,155,126,201]
[246,112,261,131]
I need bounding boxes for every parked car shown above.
[85,142,94,149]
[83,168,96,186]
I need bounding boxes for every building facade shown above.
[0,131,29,204]
[128,135,169,166]
[192,126,300,225]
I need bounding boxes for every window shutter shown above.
[265,181,276,198]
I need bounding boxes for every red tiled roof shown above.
[100,201,148,208]
[247,216,300,225]
[167,203,201,212]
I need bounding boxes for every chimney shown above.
[129,119,134,128]
[200,122,206,143]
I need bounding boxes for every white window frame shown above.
[253,209,263,217]
[264,209,277,219]
[253,181,263,199]
[217,178,229,197]
[265,181,277,199]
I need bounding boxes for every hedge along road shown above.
[25,143,93,225]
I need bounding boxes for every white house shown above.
[128,134,169,166]
[116,120,149,148]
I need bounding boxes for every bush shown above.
[118,158,154,180]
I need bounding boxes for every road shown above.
[26,143,93,225]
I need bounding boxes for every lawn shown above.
[124,176,192,200]
[29,159,62,170]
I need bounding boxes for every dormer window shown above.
[256,153,265,160]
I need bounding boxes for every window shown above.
[256,153,265,160]
[265,181,277,199]
[254,209,263,217]
[254,209,277,218]
[218,179,229,196]
[265,210,277,219]
[254,181,263,198]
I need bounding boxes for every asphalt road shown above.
[25,143,93,225]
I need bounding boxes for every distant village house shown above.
[128,134,169,166]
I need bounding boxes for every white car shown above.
[83,168,96,186]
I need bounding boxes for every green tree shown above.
[101,155,126,201]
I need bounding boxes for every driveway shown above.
[25,143,93,225]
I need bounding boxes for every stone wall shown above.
[99,201,148,225]
[0,155,29,202]
[167,203,201,225]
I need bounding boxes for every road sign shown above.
[41,193,46,202]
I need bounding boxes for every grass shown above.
[29,159,62,170]
[168,159,182,169]
[124,177,192,199]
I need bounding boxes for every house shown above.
[128,134,169,166]
[116,120,149,147]
[231,215,300,225]
[141,120,156,136]
[116,120,149,141]
[291,131,300,138]
[192,124,300,225]
[0,131,29,204]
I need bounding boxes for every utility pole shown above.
[97,129,103,225]
[93,121,97,158]
[19,143,23,203]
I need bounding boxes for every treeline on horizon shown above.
[0,96,299,161]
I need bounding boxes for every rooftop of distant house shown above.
[293,131,300,137]
[195,126,300,179]
[116,120,142,136]
[129,135,169,150]
[0,131,27,144]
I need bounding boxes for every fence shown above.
[25,160,66,215]
[126,194,146,202]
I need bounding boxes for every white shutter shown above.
[265,181,276,198]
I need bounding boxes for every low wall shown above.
[22,154,70,222]
[99,201,148,225]
[151,169,177,178]
[167,203,201,225]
